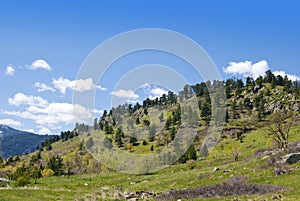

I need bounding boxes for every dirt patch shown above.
[157,177,284,200]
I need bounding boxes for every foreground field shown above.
[1,125,300,201]
[0,159,299,201]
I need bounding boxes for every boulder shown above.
[0,178,10,182]
[274,169,287,176]
[283,153,300,165]
[213,167,220,172]
[124,192,134,199]
[262,155,270,160]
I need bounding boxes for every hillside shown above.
[0,125,51,159]
[0,70,300,200]
[0,123,299,200]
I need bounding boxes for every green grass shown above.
[1,124,300,200]
[1,157,299,200]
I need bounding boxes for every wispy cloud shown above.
[34,82,56,92]
[5,65,15,76]
[29,59,52,71]
[52,77,106,95]
[0,118,21,127]
[111,89,139,99]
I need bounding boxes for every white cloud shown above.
[0,118,21,127]
[34,82,56,92]
[30,59,52,71]
[8,92,48,107]
[5,65,15,76]
[52,77,106,95]
[5,93,100,131]
[111,89,139,99]
[148,88,169,100]
[223,60,269,79]
[96,85,107,91]
[94,109,104,115]
[52,77,72,94]
[273,70,299,81]
[38,127,51,135]
[23,129,35,133]
[6,103,76,127]
[141,83,168,99]
[150,88,168,97]
[223,60,299,81]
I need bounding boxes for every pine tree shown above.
[170,127,176,141]
[115,128,124,147]
[135,117,140,125]
[47,155,63,176]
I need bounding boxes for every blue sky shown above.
[0,1,299,134]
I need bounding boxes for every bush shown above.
[0,181,8,187]
[41,168,54,177]
[15,176,29,187]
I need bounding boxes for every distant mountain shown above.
[0,125,51,159]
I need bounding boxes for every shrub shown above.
[15,176,29,187]
[0,181,8,187]
[41,168,54,177]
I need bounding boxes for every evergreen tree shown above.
[129,132,138,145]
[47,155,63,176]
[264,70,275,83]
[178,144,197,163]
[201,102,211,117]
[143,119,150,126]
[170,127,176,141]
[243,97,252,110]
[115,128,124,147]
[246,76,254,87]
[225,86,232,99]
[276,75,284,86]
[165,117,171,130]
[150,145,154,152]
[30,165,42,183]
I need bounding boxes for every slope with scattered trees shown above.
[0,70,299,190]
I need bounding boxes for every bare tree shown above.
[231,145,241,162]
[268,110,294,152]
